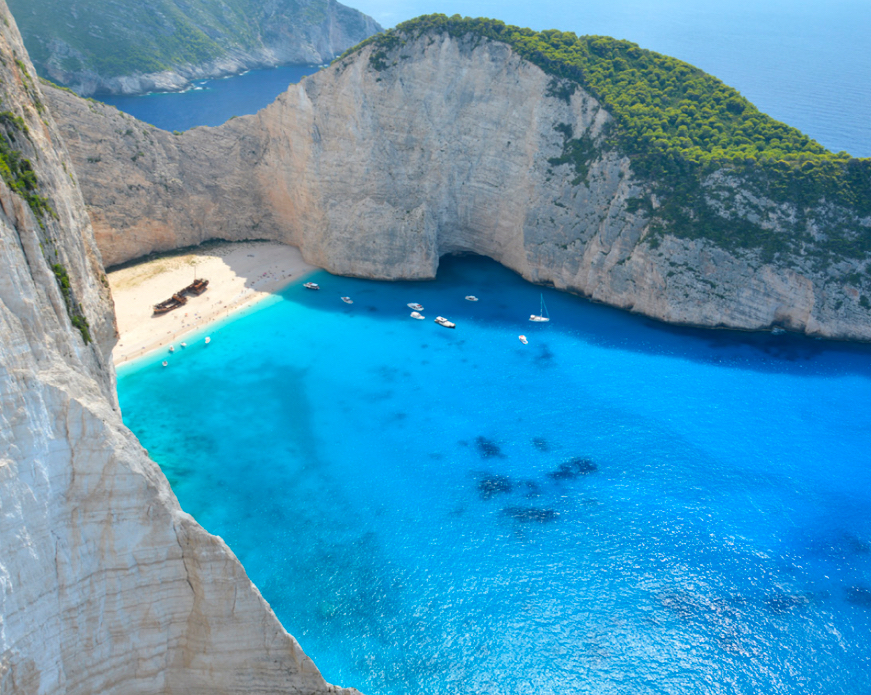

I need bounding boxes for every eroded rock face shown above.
[45,31,871,340]
[0,3,359,693]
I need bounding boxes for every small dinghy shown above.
[434,316,456,329]
[180,342,187,348]
[162,360,168,368]
[205,336,211,345]
[529,294,550,322]
[519,335,528,344]
[304,282,320,290]
[169,345,175,353]
[410,311,425,320]
[341,296,353,304]
[407,303,424,311]
[465,296,479,302]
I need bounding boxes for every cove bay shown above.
[119,256,871,694]
[108,2,871,692]
[6,0,871,691]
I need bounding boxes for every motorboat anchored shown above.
[465,295,479,302]
[304,282,320,290]
[529,294,550,322]
[410,311,425,320]
[434,316,456,329]
[341,296,353,304]
[519,335,528,344]
[407,303,424,311]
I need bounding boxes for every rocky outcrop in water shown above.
[7,0,381,96]
[0,3,359,692]
[45,26,871,341]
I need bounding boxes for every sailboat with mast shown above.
[529,294,550,323]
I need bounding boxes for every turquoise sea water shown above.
[119,256,871,694]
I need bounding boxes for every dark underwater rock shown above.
[502,507,558,523]
[478,474,513,500]
[532,437,549,451]
[846,586,871,607]
[536,344,555,365]
[547,456,597,480]
[475,436,505,459]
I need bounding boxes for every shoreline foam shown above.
[109,241,317,366]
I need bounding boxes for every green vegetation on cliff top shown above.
[7,0,379,81]
[346,15,871,261]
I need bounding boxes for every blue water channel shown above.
[97,64,321,132]
[118,255,871,694]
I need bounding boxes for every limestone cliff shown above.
[45,24,871,340]
[0,3,359,693]
[8,0,381,96]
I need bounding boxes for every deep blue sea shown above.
[95,0,871,157]
[118,256,871,694]
[97,65,321,131]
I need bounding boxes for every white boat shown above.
[465,295,479,302]
[205,336,211,344]
[434,316,456,329]
[529,294,550,322]
[341,296,353,304]
[519,335,528,344]
[162,360,168,367]
[180,342,187,348]
[168,345,175,353]
[304,282,320,290]
[407,303,424,311]
[410,311,425,320]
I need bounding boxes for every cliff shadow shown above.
[280,253,871,380]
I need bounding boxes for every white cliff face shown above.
[0,4,360,693]
[45,31,871,340]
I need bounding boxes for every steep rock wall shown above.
[45,32,871,340]
[0,4,359,693]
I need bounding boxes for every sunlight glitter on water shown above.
[119,256,871,694]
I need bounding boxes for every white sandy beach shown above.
[109,241,316,365]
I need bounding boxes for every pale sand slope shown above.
[109,241,316,365]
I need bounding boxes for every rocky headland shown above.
[45,16,871,340]
[8,0,381,96]
[0,2,359,692]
